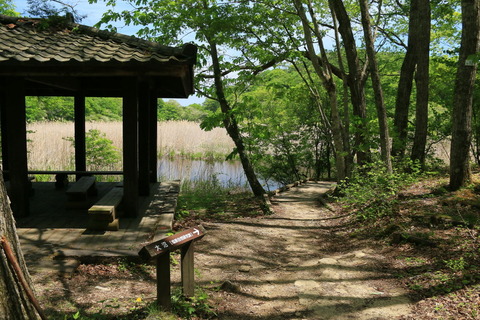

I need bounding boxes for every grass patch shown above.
[175,178,263,228]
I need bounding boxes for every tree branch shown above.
[196,56,286,79]
[300,51,345,82]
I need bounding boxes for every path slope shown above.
[196,181,412,319]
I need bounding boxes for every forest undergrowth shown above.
[327,169,480,319]
[166,165,480,319]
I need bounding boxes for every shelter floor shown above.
[15,181,177,268]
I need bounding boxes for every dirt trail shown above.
[195,181,412,319]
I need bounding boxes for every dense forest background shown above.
[2,0,480,193]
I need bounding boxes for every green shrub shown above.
[171,288,216,319]
[338,160,421,220]
[64,129,121,171]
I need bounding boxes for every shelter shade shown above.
[0,15,197,218]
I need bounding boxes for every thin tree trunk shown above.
[392,0,419,158]
[410,0,431,167]
[206,37,266,197]
[0,170,40,319]
[450,0,480,190]
[331,7,352,177]
[359,0,392,173]
[294,0,347,181]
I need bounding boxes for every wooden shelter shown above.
[0,14,197,218]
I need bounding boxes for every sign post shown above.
[139,225,206,309]
[156,253,171,308]
[181,242,195,297]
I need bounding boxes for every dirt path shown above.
[195,181,412,319]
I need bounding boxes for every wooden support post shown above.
[138,83,151,196]
[123,79,139,217]
[181,242,195,297]
[156,253,171,310]
[74,95,86,181]
[149,94,158,183]
[0,91,9,174]
[4,78,29,217]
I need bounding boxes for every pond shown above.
[157,157,281,191]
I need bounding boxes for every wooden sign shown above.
[139,225,207,309]
[139,225,206,260]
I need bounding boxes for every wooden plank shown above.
[161,198,177,213]
[89,207,115,221]
[56,249,137,258]
[87,188,123,229]
[66,176,97,201]
[138,225,206,260]
[27,171,123,175]
[66,176,96,200]
[98,187,123,206]
[168,180,181,194]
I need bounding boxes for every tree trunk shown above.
[331,7,353,177]
[411,0,431,167]
[206,37,266,197]
[0,170,40,319]
[392,0,420,158]
[294,0,347,181]
[329,0,369,166]
[359,0,393,173]
[450,0,480,190]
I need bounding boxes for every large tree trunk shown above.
[359,0,392,173]
[450,0,480,190]
[206,37,266,197]
[328,0,369,166]
[0,170,40,319]
[410,0,431,167]
[392,0,420,158]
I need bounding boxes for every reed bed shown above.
[26,121,234,170]
[157,120,233,159]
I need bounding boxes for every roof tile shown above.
[0,14,196,66]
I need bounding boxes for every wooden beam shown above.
[74,95,86,181]
[123,79,139,217]
[4,78,29,217]
[138,82,151,196]
[27,77,80,92]
[21,75,190,98]
[0,63,187,77]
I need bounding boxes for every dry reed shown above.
[26,121,234,170]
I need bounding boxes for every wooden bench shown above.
[66,176,97,201]
[87,187,123,231]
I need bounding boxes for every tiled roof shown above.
[0,14,196,65]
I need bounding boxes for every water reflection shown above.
[157,158,280,191]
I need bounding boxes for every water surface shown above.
[157,158,280,191]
